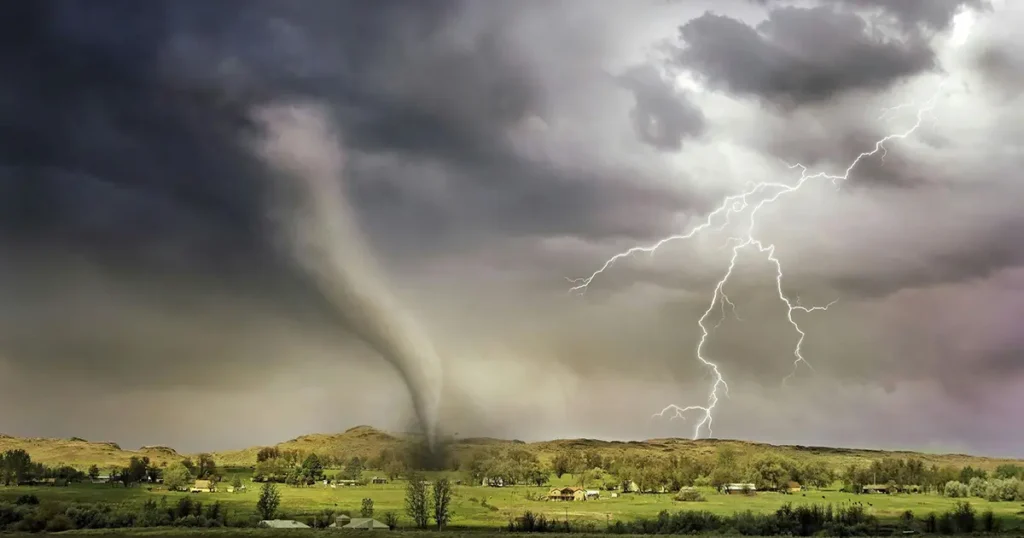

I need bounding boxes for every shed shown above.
[260,519,310,529]
[344,518,390,530]
[784,481,801,493]
[723,483,756,495]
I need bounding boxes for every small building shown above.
[548,486,587,501]
[260,519,310,529]
[623,480,640,493]
[585,489,600,500]
[190,479,216,493]
[371,476,388,484]
[343,518,390,530]
[335,479,357,487]
[861,484,892,494]
[723,483,756,495]
[783,481,801,494]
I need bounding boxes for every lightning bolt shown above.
[568,83,945,440]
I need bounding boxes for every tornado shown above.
[249,102,443,450]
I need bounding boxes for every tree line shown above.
[0,450,86,486]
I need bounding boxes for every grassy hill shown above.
[0,434,183,470]
[3,426,1021,471]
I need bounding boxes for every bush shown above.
[603,503,878,536]
[14,495,39,506]
[944,480,969,498]
[951,501,976,533]
[981,510,1000,533]
[675,488,706,502]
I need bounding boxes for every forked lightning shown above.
[568,84,945,440]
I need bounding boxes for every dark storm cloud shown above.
[674,6,936,106]
[0,0,696,383]
[752,0,990,32]
[617,64,706,151]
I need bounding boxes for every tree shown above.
[749,454,791,490]
[382,511,400,530]
[405,473,429,529]
[344,457,365,481]
[88,465,100,481]
[995,464,1023,480]
[551,450,581,478]
[361,497,375,518]
[385,459,405,481]
[1,449,31,485]
[257,482,282,520]
[301,453,325,483]
[709,447,741,488]
[432,477,453,530]
[232,477,243,491]
[196,453,217,480]
[163,462,193,492]
[126,456,148,485]
[256,447,281,463]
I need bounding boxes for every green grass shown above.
[3,475,1023,530]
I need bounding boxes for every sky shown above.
[1,0,1023,457]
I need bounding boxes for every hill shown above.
[2,426,1021,472]
[0,434,182,470]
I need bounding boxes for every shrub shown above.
[675,488,706,502]
[14,495,39,506]
[944,480,969,498]
[951,501,976,533]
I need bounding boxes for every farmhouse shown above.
[722,483,756,495]
[782,481,801,493]
[482,476,505,487]
[371,476,388,484]
[585,489,600,500]
[548,487,587,501]
[190,480,216,493]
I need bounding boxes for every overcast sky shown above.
[2,0,1022,457]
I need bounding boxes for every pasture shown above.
[2,471,1023,530]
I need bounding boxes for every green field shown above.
[3,472,1023,530]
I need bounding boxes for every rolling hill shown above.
[2,426,1020,472]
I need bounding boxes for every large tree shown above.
[1,449,32,485]
[256,482,281,520]
[163,462,193,492]
[405,473,429,529]
[432,477,453,530]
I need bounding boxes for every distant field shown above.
[2,473,1023,530]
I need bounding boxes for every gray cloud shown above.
[752,0,990,32]
[675,6,936,106]
[1,0,1023,457]
[618,64,706,150]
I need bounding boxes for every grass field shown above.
[3,472,1023,530]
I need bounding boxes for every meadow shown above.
[2,471,1023,530]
